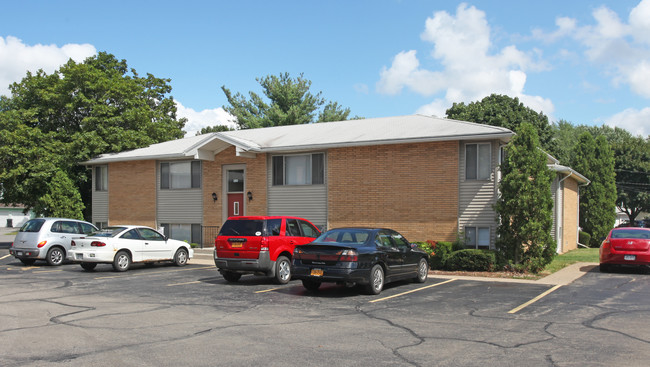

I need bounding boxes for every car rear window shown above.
[611,229,650,239]
[219,220,265,236]
[19,219,45,233]
[316,229,371,245]
[90,227,127,238]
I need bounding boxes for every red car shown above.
[599,227,650,272]
[214,216,321,284]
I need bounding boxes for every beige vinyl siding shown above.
[156,161,203,224]
[267,154,327,229]
[458,140,500,247]
[91,166,109,224]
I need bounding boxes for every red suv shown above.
[214,216,321,284]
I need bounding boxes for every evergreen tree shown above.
[571,132,617,242]
[495,123,555,272]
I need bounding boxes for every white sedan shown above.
[69,226,194,272]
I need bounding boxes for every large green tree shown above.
[446,94,556,154]
[571,132,617,241]
[0,52,186,218]
[495,123,555,272]
[221,72,353,129]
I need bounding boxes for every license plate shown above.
[231,244,243,248]
[75,253,83,260]
[17,251,22,256]
[310,268,324,277]
[624,255,636,261]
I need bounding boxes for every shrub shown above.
[430,241,453,269]
[578,231,592,248]
[445,249,496,272]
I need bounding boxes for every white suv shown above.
[10,218,98,266]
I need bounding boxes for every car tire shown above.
[112,251,131,272]
[19,258,36,266]
[414,258,428,283]
[222,271,242,282]
[80,262,97,271]
[302,279,321,291]
[273,256,291,285]
[46,247,65,266]
[365,264,384,295]
[173,248,189,267]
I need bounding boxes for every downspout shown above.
[556,170,573,253]
[577,180,590,248]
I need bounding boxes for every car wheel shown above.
[222,271,242,282]
[174,248,189,267]
[365,264,384,295]
[302,279,321,291]
[46,247,65,266]
[273,256,291,285]
[19,258,36,266]
[112,251,131,272]
[414,258,428,283]
[80,262,97,271]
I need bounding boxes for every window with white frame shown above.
[465,143,491,180]
[160,223,201,244]
[95,165,108,191]
[160,161,201,189]
[272,153,324,186]
[465,227,490,249]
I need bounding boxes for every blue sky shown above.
[1,0,649,137]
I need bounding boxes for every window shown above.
[272,153,324,186]
[161,223,202,244]
[299,220,320,238]
[465,143,491,180]
[465,227,490,249]
[286,219,302,236]
[95,165,108,191]
[161,161,201,189]
[95,222,108,230]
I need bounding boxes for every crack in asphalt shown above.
[582,309,650,344]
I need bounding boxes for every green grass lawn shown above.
[542,247,599,275]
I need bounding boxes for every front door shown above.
[227,169,245,217]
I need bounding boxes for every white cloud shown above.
[176,101,237,137]
[0,36,96,96]
[377,3,553,119]
[540,0,650,99]
[603,107,650,137]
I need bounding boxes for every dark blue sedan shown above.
[292,228,429,294]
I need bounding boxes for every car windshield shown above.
[89,227,127,238]
[219,220,265,236]
[19,219,45,233]
[611,229,650,239]
[315,229,371,246]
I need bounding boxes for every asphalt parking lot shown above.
[1,248,649,367]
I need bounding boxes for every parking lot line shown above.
[369,278,457,303]
[0,254,10,260]
[94,265,214,280]
[255,287,284,293]
[167,280,202,286]
[508,284,562,314]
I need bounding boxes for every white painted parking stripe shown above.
[167,280,202,287]
[369,278,457,303]
[0,254,10,260]
[508,284,562,314]
[255,287,283,293]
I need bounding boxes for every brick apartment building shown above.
[83,114,588,253]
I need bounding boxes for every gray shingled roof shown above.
[83,114,514,164]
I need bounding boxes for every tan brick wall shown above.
[562,178,580,253]
[327,141,459,242]
[108,161,157,227]
[202,146,268,227]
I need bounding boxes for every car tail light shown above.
[260,237,269,251]
[71,241,76,247]
[338,249,358,262]
[91,241,106,247]
[37,241,47,248]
